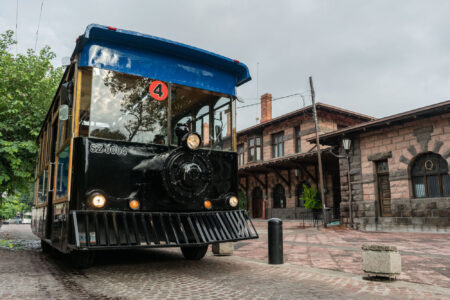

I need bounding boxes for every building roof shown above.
[238,148,336,177]
[237,102,374,136]
[310,100,450,146]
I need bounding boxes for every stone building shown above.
[315,100,450,232]
[237,94,373,219]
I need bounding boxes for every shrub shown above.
[300,185,322,210]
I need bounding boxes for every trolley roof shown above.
[72,24,251,96]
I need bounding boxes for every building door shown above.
[273,184,286,208]
[251,187,263,218]
[376,160,392,217]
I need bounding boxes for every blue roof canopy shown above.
[74,24,251,96]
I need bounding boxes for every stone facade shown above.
[333,108,450,232]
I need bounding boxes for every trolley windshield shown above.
[79,68,235,150]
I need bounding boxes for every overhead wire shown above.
[236,92,310,110]
[34,0,44,52]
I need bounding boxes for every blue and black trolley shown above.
[32,24,258,267]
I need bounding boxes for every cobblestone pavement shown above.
[1,224,449,299]
[234,220,450,288]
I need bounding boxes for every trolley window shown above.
[79,68,168,144]
[170,85,233,150]
[55,146,70,199]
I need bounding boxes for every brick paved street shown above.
[235,220,450,288]
[1,224,449,299]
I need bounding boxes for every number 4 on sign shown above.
[149,81,168,101]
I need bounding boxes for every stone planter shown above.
[362,244,401,279]
[212,242,234,256]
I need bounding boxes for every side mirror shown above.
[61,81,74,107]
[59,105,69,121]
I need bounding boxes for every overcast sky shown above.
[1,0,449,130]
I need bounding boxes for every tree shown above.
[0,30,63,195]
[0,189,32,220]
[238,190,248,211]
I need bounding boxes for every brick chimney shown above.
[260,93,272,123]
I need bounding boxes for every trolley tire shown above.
[41,240,52,253]
[181,245,208,260]
[70,251,95,269]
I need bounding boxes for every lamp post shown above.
[342,138,353,229]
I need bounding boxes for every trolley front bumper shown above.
[69,210,258,250]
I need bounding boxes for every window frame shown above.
[411,152,449,198]
[272,131,285,158]
[237,144,245,166]
[295,126,301,153]
[248,135,262,162]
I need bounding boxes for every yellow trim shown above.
[72,62,79,137]
[35,203,47,208]
[54,197,68,204]
[74,65,82,137]
[52,107,59,123]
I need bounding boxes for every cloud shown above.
[1,0,450,130]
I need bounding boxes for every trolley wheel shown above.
[70,251,95,269]
[41,240,52,253]
[181,245,208,260]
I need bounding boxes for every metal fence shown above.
[296,209,332,229]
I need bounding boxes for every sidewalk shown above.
[0,224,449,299]
[235,219,450,288]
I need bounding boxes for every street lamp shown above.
[342,138,353,229]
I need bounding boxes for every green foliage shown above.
[0,30,63,194]
[301,184,322,210]
[0,240,14,249]
[0,189,32,219]
[238,190,248,211]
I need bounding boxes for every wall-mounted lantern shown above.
[342,138,352,151]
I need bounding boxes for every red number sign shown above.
[149,81,168,101]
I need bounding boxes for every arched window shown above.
[295,182,310,207]
[411,152,450,198]
[273,184,286,208]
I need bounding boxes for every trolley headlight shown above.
[129,199,140,210]
[228,196,239,208]
[184,133,201,150]
[204,200,212,210]
[90,193,106,208]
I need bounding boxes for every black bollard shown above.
[268,218,283,264]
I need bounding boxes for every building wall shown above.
[238,109,361,219]
[339,113,450,232]
[241,166,337,219]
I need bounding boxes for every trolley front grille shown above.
[70,210,258,249]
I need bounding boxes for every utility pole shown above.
[309,76,327,228]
